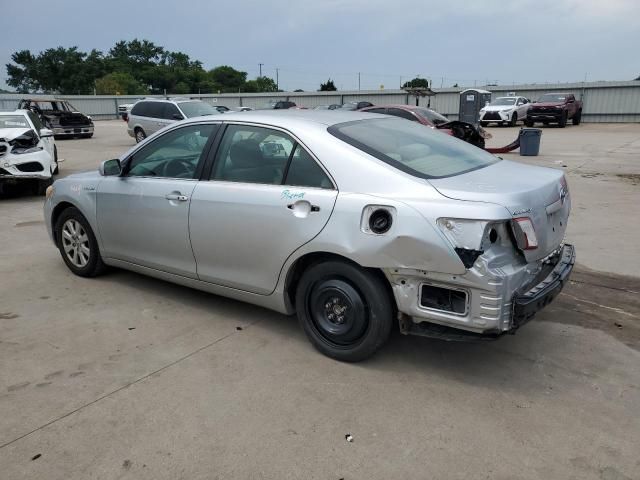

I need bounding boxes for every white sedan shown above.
[0,110,58,194]
[479,96,531,127]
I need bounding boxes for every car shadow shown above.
[96,268,564,396]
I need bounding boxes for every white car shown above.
[0,110,58,195]
[479,96,531,127]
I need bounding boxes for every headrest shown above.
[229,139,263,168]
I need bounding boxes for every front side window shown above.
[126,124,217,179]
[212,125,294,184]
[329,118,499,179]
[164,103,183,120]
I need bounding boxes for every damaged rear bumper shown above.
[390,244,575,341]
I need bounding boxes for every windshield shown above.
[538,94,567,102]
[414,108,449,125]
[490,97,517,106]
[177,101,219,118]
[328,118,499,179]
[0,115,30,128]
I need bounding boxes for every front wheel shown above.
[558,111,568,128]
[572,110,582,125]
[55,207,106,277]
[509,112,518,127]
[134,128,146,143]
[524,118,534,127]
[295,260,393,362]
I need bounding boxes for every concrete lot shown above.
[1,121,639,479]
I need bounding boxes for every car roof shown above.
[138,98,201,104]
[20,97,62,102]
[182,109,384,128]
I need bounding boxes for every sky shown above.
[1,0,639,91]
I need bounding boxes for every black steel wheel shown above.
[572,110,582,125]
[295,260,393,362]
[558,111,567,128]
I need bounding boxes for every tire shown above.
[558,111,567,128]
[134,128,146,143]
[480,121,488,127]
[295,260,393,362]
[509,112,518,127]
[524,118,534,127]
[54,207,106,277]
[53,145,59,175]
[475,137,485,149]
[572,110,582,125]
[35,176,53,196]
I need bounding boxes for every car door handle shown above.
[287,203,320,212]
[165,193,189,202]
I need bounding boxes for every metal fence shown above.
[2,80,639,123]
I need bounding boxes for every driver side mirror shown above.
[40,128,54,138]
[99,158,121,176]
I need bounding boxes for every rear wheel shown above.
[55,207,106,277]
[134,128,146,143]
[558,111,568,128]
[509,112,518,127]
[295,260,393,362]
[572,110,582,125]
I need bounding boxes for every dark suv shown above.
[18,97,94,139]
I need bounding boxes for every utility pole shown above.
[276,68,279,90]
[259,63,263,77]
[358,72,361,91]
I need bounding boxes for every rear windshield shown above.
[328,118,499,179]
[491,97,516,106]
[177,101,219,118]
[414,107,449,125]
[0,115,30,128]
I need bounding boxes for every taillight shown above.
[512,217,538,250]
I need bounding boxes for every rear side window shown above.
[211,125,294,184]
[329,118,499,179]
[284,146,333,189]
[131,102,149,117]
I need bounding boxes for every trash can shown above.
[519,128,542,156]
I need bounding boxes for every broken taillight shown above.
[512,217,538,250]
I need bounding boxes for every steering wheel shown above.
[162,158,193,178]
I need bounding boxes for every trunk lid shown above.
[429,160,571,262]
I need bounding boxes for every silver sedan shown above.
[44,110,574,361]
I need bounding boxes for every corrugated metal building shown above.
[1,80,639,122]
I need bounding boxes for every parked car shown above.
[44,110,574,361]
[259,100,297,110]
[0,110,58,194]
[479,96,531,127]
[525,93,583,127]
[340,101,374,110]
[215,105,230,113]
[313,105,342,110]
[118,103,136,121]
[127,98,220,143]
[360,104,489,149]
[235,107,253,112]
[18,97,94,139]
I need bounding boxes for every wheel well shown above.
[50,201,75,246]
[284,252,397,315]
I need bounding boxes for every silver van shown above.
[127,98,220,143]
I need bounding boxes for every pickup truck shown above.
[525,93,582,128]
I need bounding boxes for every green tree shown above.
[209,65,247,92]
[6,50,39,93]
[95,72,147,95]
[402,77,430,89]
[244,76,278,93]
[293,89,304,92]
[319,79,337,91]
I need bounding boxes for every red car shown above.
[359,104,488,149]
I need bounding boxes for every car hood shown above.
[483,105,515,112]
[429,160,571,262]
[0,127,31,141]
[532,102,564,108]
